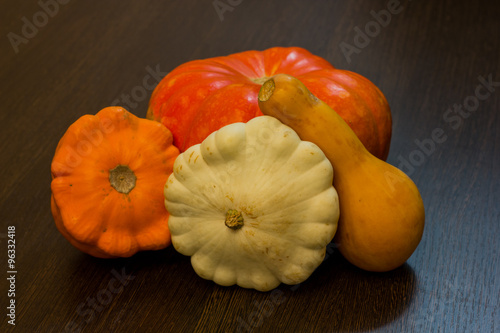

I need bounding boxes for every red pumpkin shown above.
[147,46,392,160]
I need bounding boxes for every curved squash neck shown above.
[258,75,370,172]
[294,111,369,172]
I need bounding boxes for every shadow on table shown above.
[54,245,416,333]
[282,250,417,332]
[49,246,195,332]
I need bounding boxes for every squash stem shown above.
[109,165,137,194]
[225,209,244,230]
[258,78,275,102]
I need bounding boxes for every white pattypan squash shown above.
[164,116,339,291]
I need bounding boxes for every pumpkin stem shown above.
[109,165,137,194]
[225,209,244,230]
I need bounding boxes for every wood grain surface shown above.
[1,0,498,332]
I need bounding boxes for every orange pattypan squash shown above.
[147,46,392,160]
[50,107,179,258]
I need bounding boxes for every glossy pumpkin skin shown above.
[51,107,179,258]
[147,46,392,160]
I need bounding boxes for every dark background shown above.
[1,0,498,332]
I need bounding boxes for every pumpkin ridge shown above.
[52,173,111,244]
[262,48,284,77]
[133,218,171,249]
[341,71,392,159]
[51,196,111,258]
[325,70,390,158]
[51,107,179,258]
[167,60,251,87]
[161,79,235,149]
[183,84,256,151]
[212,53,266,79]
[62,203,105,244]
[313,76,380,155]
[97,228,135,257]
[52,173,111,239]
[148,46,391,158]
[277,49,334,75]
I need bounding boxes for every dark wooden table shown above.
[1,1,498,332]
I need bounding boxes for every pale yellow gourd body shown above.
[164,116,340,291]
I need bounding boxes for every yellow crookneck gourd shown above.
[258,74,425,272]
